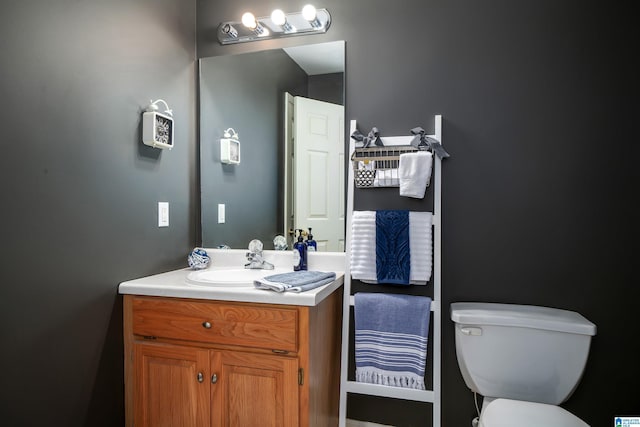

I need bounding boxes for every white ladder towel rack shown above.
[338,115,443,427]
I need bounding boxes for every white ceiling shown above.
[283,40,344,75]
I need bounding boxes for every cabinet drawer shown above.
[132,297,298,352]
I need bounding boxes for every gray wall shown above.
[0,1,634,426]
[0,0,196,425]
[197,1,636,426]
[309,73,345,106]
[200,50,307,248]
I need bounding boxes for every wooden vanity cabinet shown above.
[133,343,211,426]
[123,289,342,427]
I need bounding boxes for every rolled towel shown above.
[374,169,399,187]
[254,270,336,293]
[399,151,433,198]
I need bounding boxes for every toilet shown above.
[479,399,589,427]
[450,302,596,427]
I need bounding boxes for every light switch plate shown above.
[158,202,169,227]
[218,204,225,224]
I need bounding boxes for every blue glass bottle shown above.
[306,227,317,252]
[293,229,308,271]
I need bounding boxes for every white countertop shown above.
[118,249,345,307]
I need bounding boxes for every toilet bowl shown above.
[451,302,596,426]
[479,399,589,427]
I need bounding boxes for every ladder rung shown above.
[344,380,435,402]
[349,296,439,312]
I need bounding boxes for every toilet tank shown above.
[450,302,596,405]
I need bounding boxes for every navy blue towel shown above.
[375,210,410,285]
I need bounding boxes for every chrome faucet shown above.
[244,239,275,270]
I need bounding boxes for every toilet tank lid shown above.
[450,302,596,336]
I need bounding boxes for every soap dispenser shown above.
[293,229,308,271]
[306,227,317,252]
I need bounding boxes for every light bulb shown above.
[241,12,257,29]
[271,9,286,26]
[301,4,317,21]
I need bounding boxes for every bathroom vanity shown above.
[119,250,344,427]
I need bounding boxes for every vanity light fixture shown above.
[142,99,174,150]
[217,4,331,45]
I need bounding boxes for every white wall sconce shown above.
[220,128,241,164]
[217,4,331,45]
[142,99,174,150]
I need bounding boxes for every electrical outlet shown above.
[158,202,169,227]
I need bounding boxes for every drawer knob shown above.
[211,374,218,384]
[197,372,204,383]
[202,321,212,329]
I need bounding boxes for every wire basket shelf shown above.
[350,145,418,188]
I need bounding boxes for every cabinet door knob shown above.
[211,374,218,384]
[202,321,212,329]
[197,372,204,383]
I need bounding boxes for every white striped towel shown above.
[355,293,432,389]
[350,211,432,285]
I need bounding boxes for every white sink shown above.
[186,267,291,287]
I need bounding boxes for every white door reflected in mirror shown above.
[284,95,344,251]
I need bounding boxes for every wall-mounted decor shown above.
[220,128,240,164]
[142,99,174,150]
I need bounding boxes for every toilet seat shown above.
[479,399,589,427]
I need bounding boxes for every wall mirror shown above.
[199,40,345,252]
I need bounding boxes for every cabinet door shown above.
[134,343,210,427]
[211,351,299,427]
